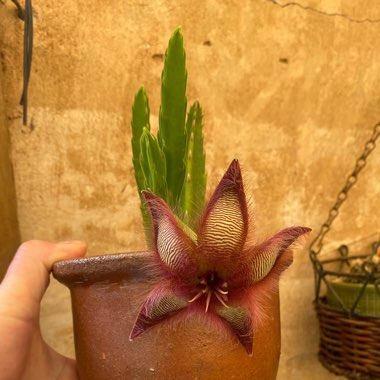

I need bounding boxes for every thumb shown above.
[0,240,87,320]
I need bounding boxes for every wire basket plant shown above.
[309,123,380,379]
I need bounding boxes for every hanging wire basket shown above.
[309,123,380,379]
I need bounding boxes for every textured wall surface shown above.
[1,0,380,378]
[0,63,20,279]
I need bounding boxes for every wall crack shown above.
[267,0,380,24]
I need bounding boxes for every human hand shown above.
[0,240,87,380]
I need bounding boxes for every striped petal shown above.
[230,226,311,287]
[130,287,188,340]
[217,306,253,355]
[143,191,197,277]
[198,160,248,273]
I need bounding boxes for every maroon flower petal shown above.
[129,287,188,340]
[198,160,248,274]
[143,191,197,277]
[230,226,311,287]
[216,305,253,355]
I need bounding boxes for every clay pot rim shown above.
[52,251,153,286]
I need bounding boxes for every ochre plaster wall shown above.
[1,1,380,378]
[0,60,20,279]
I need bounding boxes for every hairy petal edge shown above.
[143,191,197,277]
[217,305,253,355]
[198,160,248,274]
[130,287,188,340]
[230,226,311,287]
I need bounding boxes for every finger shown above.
[0,240,87,320]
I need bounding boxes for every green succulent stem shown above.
[158,28,188,209]
[131,87,152,242]
[131,86,150,194]
[131,28,207,246]
[140,127,168,200]
[181,102,206,229]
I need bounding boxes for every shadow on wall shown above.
[0,88,20,280]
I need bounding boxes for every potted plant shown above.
[53,28,310,380]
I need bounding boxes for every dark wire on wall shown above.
[19,0,33,126]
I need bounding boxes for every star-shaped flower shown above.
[130,159,310,355]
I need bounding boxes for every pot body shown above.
[53,252,281,380]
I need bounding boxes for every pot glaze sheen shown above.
[53,252,281,380]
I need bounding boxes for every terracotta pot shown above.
[53,252,281,380]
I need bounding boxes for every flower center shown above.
[188,272,229,312]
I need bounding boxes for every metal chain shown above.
[310,122,380,258]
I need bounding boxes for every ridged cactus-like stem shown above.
[158,28,188,209]
[181,102,206,229]
[131,28,206,245]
